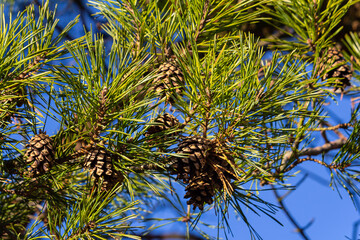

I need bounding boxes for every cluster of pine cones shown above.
[22,56,237,206]
[23,51,354,210]
[172,137,236,210]
[21,56,238,210]
[22,57,184,191]
[144,113,237,210]
[23,132,124,191]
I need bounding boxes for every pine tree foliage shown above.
[1,0,360,239]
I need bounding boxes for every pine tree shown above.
[1,0,360,239]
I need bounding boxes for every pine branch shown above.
[66,221,96,240]
[128,163,166,172]
[280,138,348,172]
[8,54,46,81]
[284,156,351,173]
[308,122,352,132]
[319,120,348,140]
[194,0,210,42]
[2,1,360,239]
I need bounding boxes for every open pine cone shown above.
[153,58,184,102]
[84,146,124,191]
[172,136,213,183]
[183,155,236,210]
[24,132,55,177]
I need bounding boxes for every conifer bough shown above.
[1,0,360,239]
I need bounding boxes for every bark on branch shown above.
[281,138,347,171]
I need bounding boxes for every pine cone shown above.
[84,147,124,191]
[172,137,213,183]
[184,161,236,210]
[153,58,184,102]
[318,47,352,91]
[185,153,236,210]
[146,113,180,137]
[24,132,55,177]
[184,172,218,210]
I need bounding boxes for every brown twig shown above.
[203,86,211,138]
[308,122,351,133]
[320,121,348,140]
[280,137,347,171]
[284,156,351,173]
[257,136,349,186]
[319,121,331,144]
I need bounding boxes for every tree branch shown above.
[284,156,350,173]
[308,122,351,132]
[280,138,347,171]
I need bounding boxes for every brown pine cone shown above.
[184,172,218,210]
[153,58,184,102]
[84,147,124,191]
[318,47,352,91]
[24,132,55,177]
[172,136,213,183]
